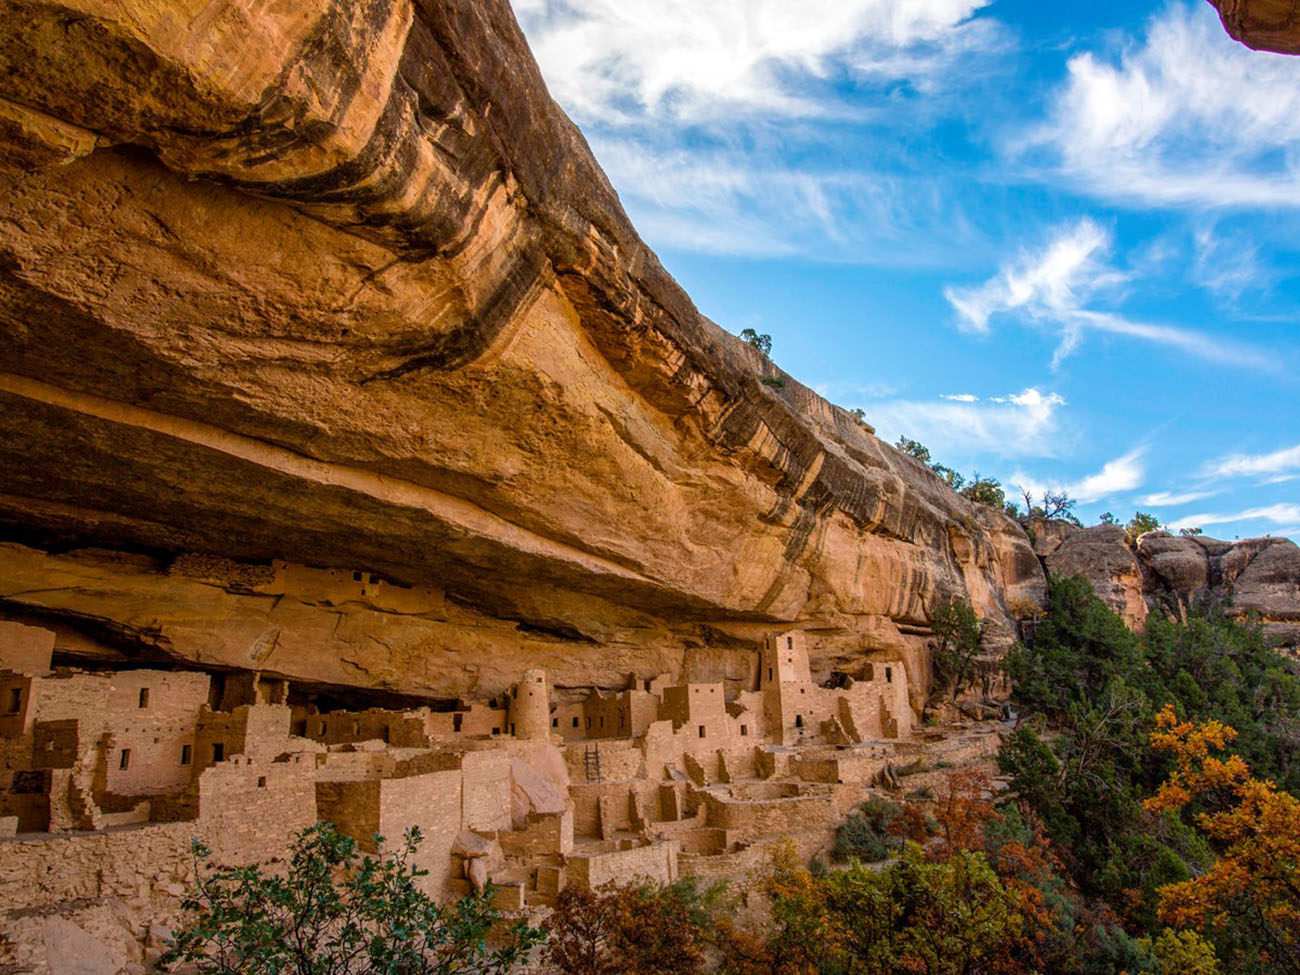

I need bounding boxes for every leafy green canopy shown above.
[1001,575,1300,971]
[163,823,543,975]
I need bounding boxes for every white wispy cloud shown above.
[1204,442,1300,479]
[513,0,997,122]
[944,219,1273,369]
[584,139,973,261]
[515,0,1009,262]
[1028,2,1300,209]
[1012,447,1147,505]
[1191,224,1269,300]
[1139,489,1220,507]
[941,393,979,402]
[865,387,1066,458]
[815,379,902,402]
[1170,503,1300,531]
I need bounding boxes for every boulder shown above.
[452,830,497,859]
[1044,526,1148,629]
[1232,538,1300,621]
[466,857,490,894]
[1137,533,1211,599]
[43,916,127,975]
[509,758,568,828]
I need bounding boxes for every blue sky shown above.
[513,0,1300,541]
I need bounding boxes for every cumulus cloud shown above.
[1069,449,1147,503]
[1203,442,1300,479]
[864,387,1066,458]
[1028,2,1300,209]
[514,0,997,122]
[944,219,1273,369]
[1170,503,1300,532]
[1012,447,1147,505]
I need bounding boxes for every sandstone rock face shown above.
[0,0,1044,706]
[1044,526,1149,629]
[1210,0,1300,54]
[1034,521,1300,652]
[1027,518,1081,558]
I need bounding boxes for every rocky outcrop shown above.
[1210,0,1300,54]
[1030,521,1300,652]
[1043,525,1149,630]
[0,0,1043,709]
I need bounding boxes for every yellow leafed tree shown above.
[1146,705,1300,974]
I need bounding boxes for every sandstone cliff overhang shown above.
[0,0,1043,697]
[1210,0,1300,54]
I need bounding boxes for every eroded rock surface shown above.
[1044,525,1149,630]
[0,0,1044,706]
[1033,521,1300,651]
[1210,0,1300,53]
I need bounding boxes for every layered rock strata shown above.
[1031,521,1300,652]
[0,0,1044,705]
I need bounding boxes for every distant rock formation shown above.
[1210,0,1300,54]
[1029,520,1300,652]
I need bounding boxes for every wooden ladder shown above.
[584,743,602,783]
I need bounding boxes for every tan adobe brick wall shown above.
[30,719,81,771]
[562,738,644,783]
[379,774,465,899]
[0,821,195,913]
[195,755,316,864]
[660,683,727,730]
[0,622,54,676]
[99,672,209,797]
[567,839,678,888]
[498,807,573,858]
[105,671,209,722]
[760,632,812,686]
[304,707,401,746]
[0,765,50,832]
[316,779,383,849]
[0,674,34,738]
[378,770,463,898]
[31,673,111,728]
[698,788,838,842]
[460,752,511,833]
[194,703,295,776]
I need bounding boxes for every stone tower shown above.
[759,631,812,688]
[510,668,551,739]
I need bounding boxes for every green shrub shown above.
[163,823,542,975]
[833,797,903,863]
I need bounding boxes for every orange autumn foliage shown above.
[1146,705,1300,974]
[895,770,1064,975]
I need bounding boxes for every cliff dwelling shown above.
[3,612,1004,927]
